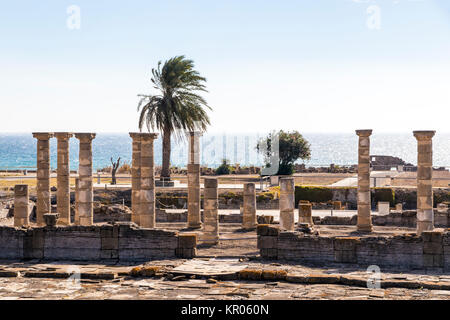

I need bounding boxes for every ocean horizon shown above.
[0,132,449,171]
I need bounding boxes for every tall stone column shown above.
[14,184,29,227]
[54,132,73,225]
[203,178,219,244]
[140,133,158,228]
[129,133,141,225]
[75,133,96,226]
[74,178,80,225]
[187,132,202,229]
[356,129,373,233]
[279,177,295,231]
[413,130,435,235]
[32,132,53,226]
[243,182,257,229]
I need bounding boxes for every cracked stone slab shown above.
[172,258,248,276]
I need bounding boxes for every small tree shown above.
[215,159,232,175]
[257,130,311,175]
[111,157,121,185]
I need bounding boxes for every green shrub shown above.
[295,186,333,205]
[215,159,232,175]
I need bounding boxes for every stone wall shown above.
[0,223,196,261]
[313,209,450,229]
[257,225,450,270]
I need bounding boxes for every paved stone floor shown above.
[1,276,450,300]
[1,258,450,300]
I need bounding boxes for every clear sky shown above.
[1,0,449,133]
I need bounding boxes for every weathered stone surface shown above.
[356,129,373,232]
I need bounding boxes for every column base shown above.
[357,224,373,233]
[187,223,202,230]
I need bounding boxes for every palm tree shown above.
[137,55,211,181]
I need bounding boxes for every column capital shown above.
[74,133,96,142]
[139,133,158,141]
[129,132,142,140]
[413,130,435,141]
[32,132,54,140]
[54,132,74,140]
[355,129,372,137]
[189,131,203,138]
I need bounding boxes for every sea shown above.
[0,132,449,171]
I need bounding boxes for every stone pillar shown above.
[356,129,373,233]
[14,184,29,227]
[32,132,54,226]
[413,130,435,235]
[129,133,141,225]
[54,132,73,225]
[298,202,313,225]
[74,178,80,225]
[187,132,202,229]
[75,133,96,226]
[243,182,257,229]
[140,133,158,228]
[279,177,295,231]
[203,178,219,244]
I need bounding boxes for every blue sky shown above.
[1,0,449,133]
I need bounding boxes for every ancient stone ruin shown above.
[0,129,448,270]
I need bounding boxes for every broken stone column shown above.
[14,184,29,227]
[75,133,96,226]
[356,129,373,233]
[129,133,141,225]
[187,131,202,229]
[32,132,54,226]
[140,133,158,228]
[203,178,219,244]
[55,132,73,225]
[298,202,313,225]
[243,182,257,229]
[279,177,295,231]
[413,130,435,235]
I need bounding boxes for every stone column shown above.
[75,133,96,226]
[413,130,435,235]
[129,133,141,225]
[356,129,373,233]
[187,132,202,229]
[243,182,257,229]
[32,132,54,226]
[74,178,80,225]
[203,178,219,244]
[14,184,29,227]
[298,202,313,225]
[54,132,73,225]
[279,177,295,231]
[140,133,158,228]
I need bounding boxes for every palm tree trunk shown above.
[161,129,171,180]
